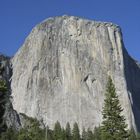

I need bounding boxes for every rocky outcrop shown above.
[0,54,21,130]
[0,54,12,83]
[11,15,140,131]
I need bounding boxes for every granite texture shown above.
[11,16,140,131]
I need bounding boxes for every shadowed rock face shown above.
[123,48,140,131]
[0,55,21,130]
[0,54,11,83]
[11,15,140,131]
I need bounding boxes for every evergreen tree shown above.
[62,128,66,140]
[45,126,54,140]
[93,127,102,140]
[0,128,18,140]
[86,128,94,140]
[65,122,71,140]
[53,121,62,140]
[0,79,8,133]
[128,129,137,140]
[101,77,129,140]
[17,128,30,140]
[45,126,53,140]
[72,122,80,140]
[82,128,87,140]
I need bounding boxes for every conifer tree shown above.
[0,79,8,133]
[82,127,87,140]
[128,129,137,140]
[53,121,62,140]
[93,127,102,140]
[72,122,80,140]
[86,128,94,140]
[101,76,129,140]
[46,126,53,140]
[61,128,66,140]
[65,122,71,140]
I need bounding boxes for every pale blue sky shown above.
[0,0,140,61]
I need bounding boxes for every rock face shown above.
[0,54,21,130]
[123,50,140,131]
[11,16,140,131]
[0,54,12,83]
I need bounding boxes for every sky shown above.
[0,0,140,61]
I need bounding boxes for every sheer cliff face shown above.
[11,16,137,130]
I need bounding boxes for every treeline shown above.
[0,120,139,140]
[0,120,100,140]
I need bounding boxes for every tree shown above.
[16,115,45,140]
[61,128,66,140]
[53,121,62,140]
[101,77,129,140]
[86,128,94,140]
[0,79,8,133]
[0,128,18,140]
[45,126,54,140]
[93,127,102,140]
[72,122,80,140]
[82,128,87,140]
[65,122,71,140]
[128,129,137,140]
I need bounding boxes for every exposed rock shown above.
[0,54,21,130]
[4,102,21,130]
[0,54,12,83]
[11,15,140,131]
[19,113,45,129]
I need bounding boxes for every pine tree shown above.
[65,122,71,140]
[101,76,129,140]
[62,128,66,140]
[46,126,53,140]
[72,122,80,140]
[93,127,102,140]
[86,128,94,140]
[53,121,62,140]
[82,128,87,140]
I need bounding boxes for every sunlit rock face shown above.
[11,15,139,131]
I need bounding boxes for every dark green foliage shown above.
[0,80,8,93]
[86,128,94,140]
[0,128,18,140]
[61,128,66,140]
[1,119,140,140]
[93,127,102,140]
[46,126,54,140]
[53,121,62,140]
[0,117,45,140]
[82,128,87,140]
[101,77,129,140]
[65,122,71,140]
[128,129,137,140]
[0,79,8,133]
[72,122,80,140]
